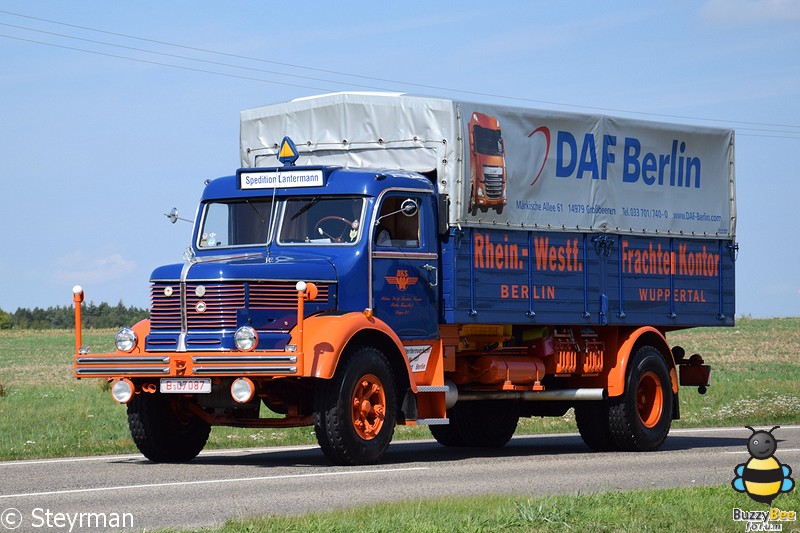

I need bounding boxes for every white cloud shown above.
[53,252,137,285]
[701,0,800,26]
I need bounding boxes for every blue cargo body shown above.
[442,228,735,328]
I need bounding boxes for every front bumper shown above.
[74,352,301,378]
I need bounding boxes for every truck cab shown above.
[147,163,440,352]
[74,141,451,465]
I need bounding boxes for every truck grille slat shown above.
[150,281,331,332]
[483,174,504,199]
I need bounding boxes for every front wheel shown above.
[313,346,397,465]
[127,393,210,463]
[607,345,673,451]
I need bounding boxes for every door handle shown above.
[422,264,438,287]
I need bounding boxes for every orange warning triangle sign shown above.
[277,136,299,166]
[279,140,296,158]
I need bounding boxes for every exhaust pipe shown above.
[444,380,606,408]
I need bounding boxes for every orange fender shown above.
[606,326,678,397]
[297,312,413,384]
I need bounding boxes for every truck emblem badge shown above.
[195,301,207,313]
[385,269,418,291]
[163,286,173,297]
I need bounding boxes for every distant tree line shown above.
[0,302,149,330]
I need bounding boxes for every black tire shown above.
[574,402,614,452]
[313,346,397,465]
[428,424,466,446]
[429,405,468,447]
[127,393,210,463]
[431,401,519,448]
[608,345,673,451]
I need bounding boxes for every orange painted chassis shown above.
[73,286,710,429]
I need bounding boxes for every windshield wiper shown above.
[245,200,266,224]
[290,197,320,221]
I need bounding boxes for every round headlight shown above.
[115,327,137,352]
[234,326,258,351]
[231,377,255,403]
[111,378,135,404]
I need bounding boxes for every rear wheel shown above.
[429,418,467,447]
[314,346,397,465]
[575,401,614,451]
[608,345,673,451]
[430,401,519,448]
[127,393,210,463]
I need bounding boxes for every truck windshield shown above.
[279,197,365,245]
[473,125,504,156]
[198,199,273,248]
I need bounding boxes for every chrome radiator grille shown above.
[484,173,504,199]
[150,281,330,332]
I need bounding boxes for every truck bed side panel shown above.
[442,228,735,328]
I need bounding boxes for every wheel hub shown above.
[636,370,664,428]
[351,374,386,440]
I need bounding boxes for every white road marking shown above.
[0,445,318,467]
[0,466,429,499]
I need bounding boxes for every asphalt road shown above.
[1,425,798,531]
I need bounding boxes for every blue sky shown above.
[0,1,798,317]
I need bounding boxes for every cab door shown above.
[371,192,439,339]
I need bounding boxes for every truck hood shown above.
[150,252,337,284]
[146,252,337,352]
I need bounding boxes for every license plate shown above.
[160,378,212,393]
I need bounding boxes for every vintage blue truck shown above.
[73,93,736,465]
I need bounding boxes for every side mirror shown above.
[164,207,192,224]
[400,198,419,217]
[377,198,420,225]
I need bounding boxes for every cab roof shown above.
[200,166,435,202]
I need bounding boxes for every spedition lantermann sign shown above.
[239,169,324,189]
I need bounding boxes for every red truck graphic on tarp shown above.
[468,112,507,215]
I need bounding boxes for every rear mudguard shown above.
[584,326,678,398]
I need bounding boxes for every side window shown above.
[375,197,420,248]
[200,203,229,248]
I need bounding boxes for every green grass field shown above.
[1,319,798,532]
[205,486,800,533]
[1,318,798,460]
